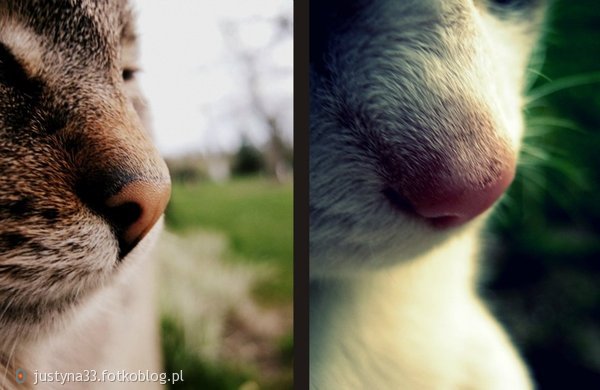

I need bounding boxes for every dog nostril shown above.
[104,181,171,256]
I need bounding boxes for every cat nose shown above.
[66,102,171,257]
[104,180,171,252]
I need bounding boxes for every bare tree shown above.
[220,9,293,182]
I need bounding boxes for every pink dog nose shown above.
[385,151,516,229]
[410,164,515,228]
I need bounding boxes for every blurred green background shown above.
[487,0,600,388]
[159,155,292,389]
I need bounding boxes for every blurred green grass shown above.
[165,177,293,305]
[161,176,293,389]
[486,0,600,387]
[161,317,252,390]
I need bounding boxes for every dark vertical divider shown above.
[293,1,310,389]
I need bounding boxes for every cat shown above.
[0,1,169,388]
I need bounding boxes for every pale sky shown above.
[133,0,293,157]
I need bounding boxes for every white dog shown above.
[310,1,547,388]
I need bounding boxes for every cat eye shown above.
[122,68,137,82]
[0,42,40,96]
[0,42,26,82]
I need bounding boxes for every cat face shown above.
[0,0,169,341]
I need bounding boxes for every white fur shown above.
[310,1,546,388]
[4,223,163,390]
[311,224,531,389]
